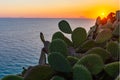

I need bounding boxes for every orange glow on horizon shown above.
[0,0,119,19]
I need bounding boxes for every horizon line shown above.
[0,17,95,19]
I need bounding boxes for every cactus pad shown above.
[104,62,120,77]
[52,32,72,46]
[67,56,79,66]
[52,32,65,40]
[24,65,54,80]
[72,27,87,47]
[80,40,96,52]
[58,20,72,34]
[48,52,72,72]
[86,47,110,62]
[106,42,120,60]
[76,54,104,75]
[49,39,68,57]
[73,65,92,80]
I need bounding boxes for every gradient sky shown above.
[0,0,119,18]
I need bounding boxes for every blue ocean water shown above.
[0,18,95,78]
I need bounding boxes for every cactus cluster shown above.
[1,11,120,80]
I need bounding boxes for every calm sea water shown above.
[0,18,95,78]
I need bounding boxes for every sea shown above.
[0,18,95,78]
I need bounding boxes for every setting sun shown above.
[100,12,107,18]
[101,12,105,17]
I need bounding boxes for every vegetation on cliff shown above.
[1,10,120,80]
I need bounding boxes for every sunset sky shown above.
[0,0,119,18]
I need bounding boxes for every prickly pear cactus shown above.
[48,52,72,72]
[58,20,72,34]
[49,39,68,57]
[52,32,65,41]
[67,56,79,66]
[52,31,73,46]
[106,41,120,60]
[73,65,92,80]
[104,62,120,78]
[72,27,87,47]
[76,54,104,75]
[77,40,96,52]
[24,65,54,80]
[1,11,120,80]
[86,47,110,62]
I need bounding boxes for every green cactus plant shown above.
[49,39,68,57]
[67,56,79,66]
[24,65,54,80]
[76,54,104,75]
[86,47,110,62]
[95,29,112,43]
[73,65,92,80]
[1,75,23,80]
[72,27,87,48]
[63,36,73,47]
[104,62,120,78]
[106,41,120,60]
[51,76,65,80]
[58,20,72,34]
[77,40,97,52]
[52,32,65,40]
[52,32,73,46]
[48,52,72,72]
[2,11,120,80]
